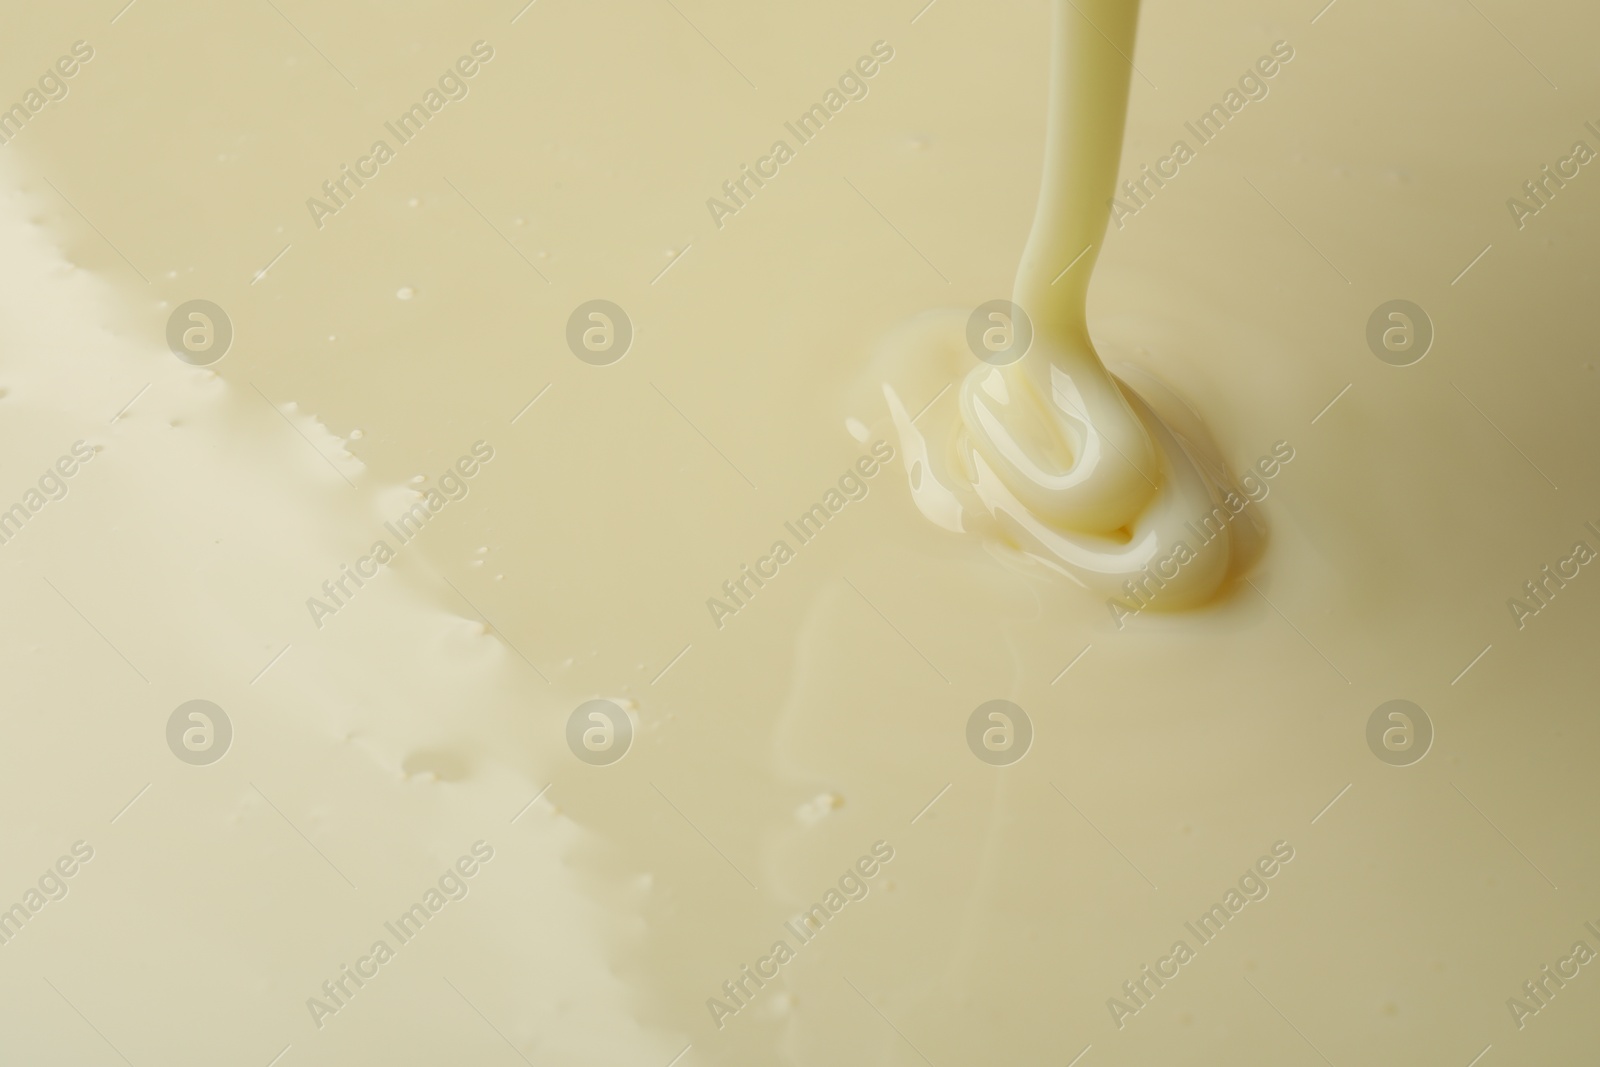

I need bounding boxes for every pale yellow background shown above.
[1,0,1598,1064]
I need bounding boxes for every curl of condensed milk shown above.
[881,0,1233,609]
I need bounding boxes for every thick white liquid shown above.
[881,0,1241,611]
[2,2,1598,1065]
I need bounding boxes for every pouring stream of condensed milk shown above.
[882,0,1236,610]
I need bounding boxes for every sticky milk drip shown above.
[885,0,1236,610]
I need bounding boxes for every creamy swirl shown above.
[882,0,1236,610]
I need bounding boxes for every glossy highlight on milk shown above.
[5,0,1599,1063]
[878,0,1241,610]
